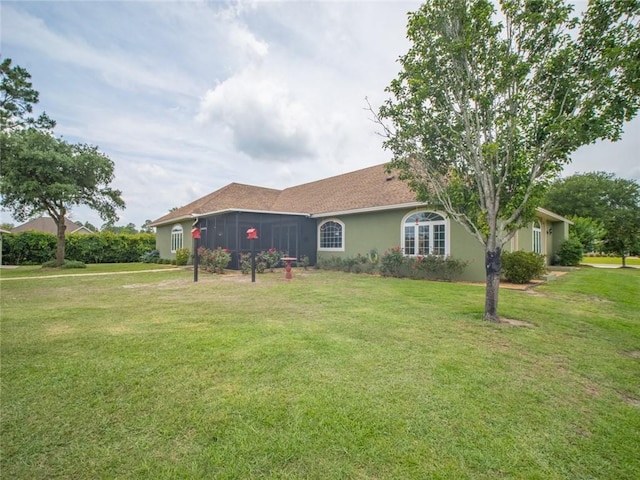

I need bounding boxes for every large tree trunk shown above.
[55,216,66,266]
[484,247,502,322]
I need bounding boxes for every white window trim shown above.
[401,210,450,256]
[171,224,184,253]
[318,219,345,252]
[532,221,542,254]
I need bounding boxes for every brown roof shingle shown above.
[11,216,89,234]
[151,164,419,226]
[271,164,417,214]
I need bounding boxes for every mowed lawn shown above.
[1,266,639,479]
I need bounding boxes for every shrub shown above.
[198,247,231,273]
[175,247,190,266]
[41,259,86,269]
[2,231,154,266]
[317,256,344,271]
[501,251,546,284]
[409,255,468,281]
[257,247,283,272]
[380,247,405,277]
[299,255,310,270]
[140,250,160,263]
[239,252,252,274]
[557,238,584,266]
[1,232,56,265]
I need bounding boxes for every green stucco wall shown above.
[155,220,193,260]
[317,208,487,282]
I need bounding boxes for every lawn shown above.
[581,256,640,266]
[1,267,639,479]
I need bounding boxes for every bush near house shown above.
[557,238,584,266]
[1,231,156,265]
[501,251,546,284]
[175,248,190,266]
[319,247,468,282]
[198,247,232,274]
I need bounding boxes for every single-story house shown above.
[11,216,94,235]
[149,164,571,282]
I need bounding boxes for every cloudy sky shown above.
[2,0,638,229]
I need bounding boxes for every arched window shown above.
[319,219,344,251]
[403,211,448,256]
[171,224,183,253]
[532,220,542,254]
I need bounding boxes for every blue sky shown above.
[2,0,639,229]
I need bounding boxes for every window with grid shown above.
[319,220,344,250]
[532,221,542,254]
[403,212,448,256]
[171,224,183,253]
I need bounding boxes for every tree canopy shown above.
[0,58,55,132]
[0,129,125,263]
[1,59,125,265]
[544,172,640,263]
[375,0,639,321]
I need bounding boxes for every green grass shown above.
[0,262,178,278]
[581,256,640,266]
[2,268,639,479]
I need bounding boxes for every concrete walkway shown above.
[580,263,639,269]
[0,268,181,281]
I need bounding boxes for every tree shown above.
[82,221,98,232]
[140,219,154,233]
[568,216,605,253]
[0,129,125,265]
[101,222,138,234]
[374,0,639,321]
[0,58,55,132]
[544,172,640,264]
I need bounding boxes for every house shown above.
[149,164,571,282]
[11,216,94,235]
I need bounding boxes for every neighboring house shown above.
[11,216,94,235]
[149,164,571,282]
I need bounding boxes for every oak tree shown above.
[1,129,125,265]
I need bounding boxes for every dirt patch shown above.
[499,318,536,327]
[105,325,132,335]
[584,384,602,397]
[46,324,75,337]
[619,393,640,408]
[623,350,640,358]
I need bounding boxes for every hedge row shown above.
[1,231,156,265]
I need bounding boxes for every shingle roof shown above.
[150,163,419,226]
[11,216,90,234]
[150,183,283,226]
[270,164,417,214]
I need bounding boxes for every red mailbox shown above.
[191,227,201,239]
[246,228,258,240]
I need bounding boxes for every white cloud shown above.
[196,68,315,161]
[1,0,637,232]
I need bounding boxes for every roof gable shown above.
[151,183,282,225]
[11,216,88,235]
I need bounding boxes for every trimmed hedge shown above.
[2,231,156,265]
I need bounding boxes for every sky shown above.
[2,0,639,230]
